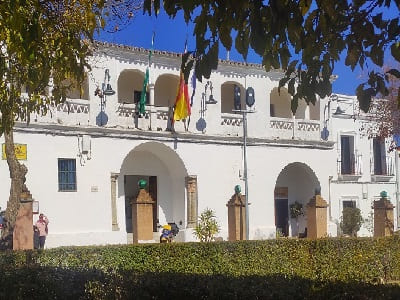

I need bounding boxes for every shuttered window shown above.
[58,158,77,191]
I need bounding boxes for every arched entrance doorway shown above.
[119,142,188,242]
[274,162,320,237]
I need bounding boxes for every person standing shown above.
[35,213,49,249]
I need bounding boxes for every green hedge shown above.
[0,237,400,299]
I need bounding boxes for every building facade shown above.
[0,42,398,247]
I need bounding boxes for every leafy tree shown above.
[359,64,400,147]
[193,208,220,242]
[340,207,364,237]
[143,0,400,114]
[0,0,142,248]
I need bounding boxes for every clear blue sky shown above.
[99,9,373,97]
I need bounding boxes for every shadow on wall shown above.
[0,267,399,299]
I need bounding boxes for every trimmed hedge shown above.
[0,237,400,299]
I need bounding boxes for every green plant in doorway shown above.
[290,201,304,237]
[193,208,220,242]
[289,201,304,219]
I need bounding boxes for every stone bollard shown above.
[306,191,328,239]
[13,191,34,250]
[373,191,395,237]
[131,180,154,243]
[226,185,246,241]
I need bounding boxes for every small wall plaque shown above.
[32,201,39,214]
[91,186,98,192]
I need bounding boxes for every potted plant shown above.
[290,201,304,237]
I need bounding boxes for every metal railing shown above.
[337,153,363,176]
[371,155,394,176]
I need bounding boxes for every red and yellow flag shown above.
[173,72,191,121]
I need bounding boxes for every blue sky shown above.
[99,9,370,96]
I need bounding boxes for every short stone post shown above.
[373,191,395,237]
[306,191,328,239]
[13,191,34,250]
[131,180,154,243]
[227,185,246,241]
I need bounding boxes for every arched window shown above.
[154,74,180,108]
[117,69,145,104]
[270,87,292,118]
[221,82,245,114]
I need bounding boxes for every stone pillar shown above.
[373,191,395,237]
[149,83,156,130]
[110,173,120,231]
[186,176,198,228]
[306,194,328,239]
[131,180,154,243]
[226,189,246,241]
[13,192,34,250]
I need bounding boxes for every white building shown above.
[0,41,398,247]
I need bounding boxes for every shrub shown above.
[193,208,220,242]
[0,237,399,298]
[340,207,364,237]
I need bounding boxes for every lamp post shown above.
[233,86,255,240]
[94,69,115,126]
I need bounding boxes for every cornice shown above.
[13,122,335,150]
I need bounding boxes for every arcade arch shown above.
[274,162,320,237]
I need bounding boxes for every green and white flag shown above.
[139,68,149,115]
[138,32,155,115]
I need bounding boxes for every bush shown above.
[0,237,399,299]
[193,208,220,242]
[340,207,364,237]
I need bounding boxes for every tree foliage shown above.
[0,0,106,135]
[143,0,400,113]
[360,64,400,146]
[0,0,108,247]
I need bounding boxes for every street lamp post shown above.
[233,108,255,240]
[232,85,255,240]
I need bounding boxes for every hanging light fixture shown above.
[103,69,115,96]
[205,81,217,104]
[333,106,345,115]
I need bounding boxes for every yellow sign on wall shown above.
[2,144,27,160]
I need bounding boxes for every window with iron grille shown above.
[58,158,76,191]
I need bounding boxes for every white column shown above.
[305,105,310,120]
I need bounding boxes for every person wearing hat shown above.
[35,213,49,249]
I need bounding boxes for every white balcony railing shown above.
[371,155,394,177]
[270,118,321,140]
[220,113,243,136]
[34,99,90,126]
[337,153,363,178]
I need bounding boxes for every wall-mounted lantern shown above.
[204,81,217,105]
[94,69,115,126]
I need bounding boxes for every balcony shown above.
[34,99,90,126]
[371,155,394,182]
[337,153,363,181]
[270,118,321,141]
[220,113,243,136]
